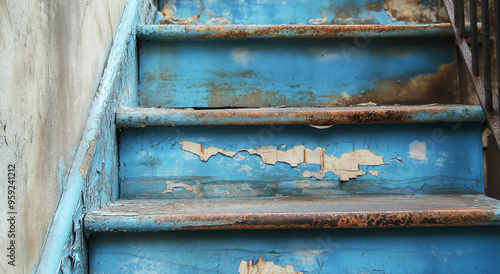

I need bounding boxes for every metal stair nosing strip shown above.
[84,194,500,233]
[136,24,467,40]
[115,105,484,127]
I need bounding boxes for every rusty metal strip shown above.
[84,195,500,233]
[115,105,484,127]
[137,24,461,40]
[444,0,500,147]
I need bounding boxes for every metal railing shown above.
[444,0,500,147]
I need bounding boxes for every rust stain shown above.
[180,140,236,161]
[174,24,456,39]
[159,179,202,197]
[364,1,383,12]
[153,209,495,230]
[329,2,376,25]
[118,105,480,127]
[327,62,460,107]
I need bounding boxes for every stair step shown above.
[118,123,483,198]
[138,24,458,40]
[154,0,444,26]
[90,226,500,273]
[84,194,500,233]
[138,35,457,108]
[116,105,484,127]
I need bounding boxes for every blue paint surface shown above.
[157,0,405,25]
[139,38,455,108]
[89,227,500,273]
[119,123,483,198]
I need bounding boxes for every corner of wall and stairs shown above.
[0,0,125,272]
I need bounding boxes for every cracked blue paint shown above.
[119,123,484,199]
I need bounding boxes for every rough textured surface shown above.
[119,123,484,199]
[384,0,448,24]
[239,257,303,274]
[155,0,403,25]
[84,194,500,232]
[88,227,500,273]
[0,0,124,272]
[180,141,388,181]
[138,37,458,108]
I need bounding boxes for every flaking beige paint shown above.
[0,0,125,272]
[180,141,388,181]
[238,257,303,274]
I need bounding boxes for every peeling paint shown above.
[328,62,459,107]
[238,257,303,274]
[79,139,97,179]
[161,180,194,194]
[384,0,448,24]
[368,170,379,177]
[179,141,389,181]
[180,140,236,161]
[307,15,327,25]
[409,141,428,161]
[158,0,200,25]
[205,11,232,25]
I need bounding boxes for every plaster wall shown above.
[0,0,125,272]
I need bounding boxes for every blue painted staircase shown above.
[35,0,500,273]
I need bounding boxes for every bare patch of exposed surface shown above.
[238,257,303,274]
[179,141,389,181]
[159,0,200,25]
[384,0,448,24]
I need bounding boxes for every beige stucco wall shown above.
[0,0,125,272]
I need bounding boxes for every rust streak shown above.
[157,24,458,39]
[150,209,496,230]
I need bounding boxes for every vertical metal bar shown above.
[458,0,466,36]
[471,0,479,76]
[483,0,493,111]
[495,0,500,110]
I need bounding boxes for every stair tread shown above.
[116,104,483,127]
[84,194,500,232]
[138,24,458,40]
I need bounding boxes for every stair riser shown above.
[89,227,500,273]
[139,38,456,108]
[155,0,441,25]
[119,123,483,199]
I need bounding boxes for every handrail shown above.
[444,0,500,147]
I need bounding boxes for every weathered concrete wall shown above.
[0,0,125,272]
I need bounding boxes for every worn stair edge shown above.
[116,105,484,127]
[136,24,469,40]
[84,194,500,233]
